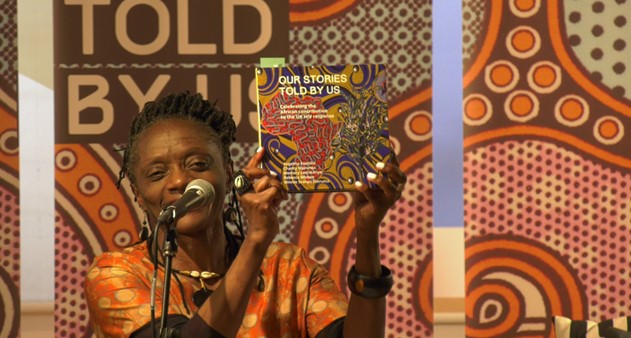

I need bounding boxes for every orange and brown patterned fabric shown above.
[464,1,630,337]
[84,241,347,337]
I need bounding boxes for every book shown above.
[255,64,391,192]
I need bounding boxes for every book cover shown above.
[256,64,391,192]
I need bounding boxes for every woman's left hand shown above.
[236,147,288,247]
[353,152,407,235]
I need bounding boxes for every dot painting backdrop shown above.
[53,1,434,337]
[0,0,19,337]
[463,1,630,337]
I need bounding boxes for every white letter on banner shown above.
[68,75,114,135]
[64,0,111,55]
[223,0,272,54]
[196,74,209,100]
[177,0,217,54]
[248,77,258,131]
[118,74,171,111]
[116,0,169,55]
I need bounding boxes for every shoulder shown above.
[84,242,153,288]
[266,241,305,258]
[89,242,151,270]
[262,242,326,277]
[264,242,311,266]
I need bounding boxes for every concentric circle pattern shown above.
[504,90,539,122]
[506,25,541,58]
[466,235,585,338]
[554,94,590,127]
[465,140,630,325]
[464,1,630,153]
[0,129,18,155]
[464,93,493,126]
[464,0,630,334]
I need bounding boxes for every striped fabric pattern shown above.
[553,316,631,338]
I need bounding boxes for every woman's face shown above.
[130,118,229,234]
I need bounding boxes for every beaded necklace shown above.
[174,269,224,307]
[175,269,223,290]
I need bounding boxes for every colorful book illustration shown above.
[256,64,391,192]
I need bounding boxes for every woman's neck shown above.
[157,222,229,274]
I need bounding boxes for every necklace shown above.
[175,270,224,308]
[175,270,223,290]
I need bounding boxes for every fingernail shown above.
[256,147,264,153]
[367,173,378,181]
[376,162,385,170]
[355,181,363,188]
[270,171,278,177]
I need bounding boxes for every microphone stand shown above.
[157,207,178,338]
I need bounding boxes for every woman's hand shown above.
[236,147,288,247]
[343,151,406,338]
[353,151,407,237]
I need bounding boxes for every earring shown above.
[138,212,150,241]
[223,205,237,224]
[228,187,245,239]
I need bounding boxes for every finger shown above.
[354,180,370,197]
[353,180,373,208]
[235,166,285,198]
[375,161,407,192]
[253,175,274,192]
[254,175,288,200]
[376,161,405,181]
[242,167,271,180]
[354,180,384,209]
[265,171,288,201]
[258,185,285,209]
[245,146,265,169]
[389,149,400,167]
[366,171,398,201]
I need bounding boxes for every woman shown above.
[84,92,407,337]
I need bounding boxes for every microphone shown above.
[157,179,215,225]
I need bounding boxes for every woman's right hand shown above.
[235,147,288,247]
[190,147,287,338]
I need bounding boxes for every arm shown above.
[128,148,286,338]
[192,147,287,337]
[343,154,407,338]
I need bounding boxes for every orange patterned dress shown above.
[84,241,348,337]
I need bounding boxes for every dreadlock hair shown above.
[119,91,264,291]
[119,92,251,274]
[117,91,236,187]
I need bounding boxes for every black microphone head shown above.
[185,179,215,205]
[158,179,216,224]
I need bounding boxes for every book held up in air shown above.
[255,64,392,192]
